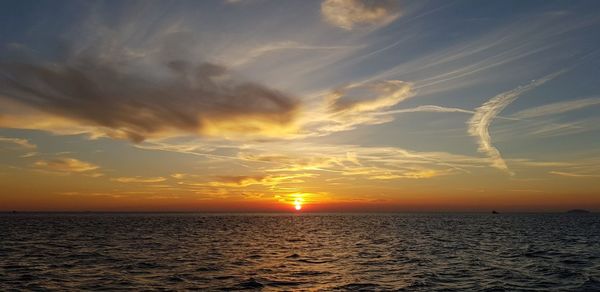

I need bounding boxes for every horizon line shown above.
[1,210,595,214]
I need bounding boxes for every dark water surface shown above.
[1,213,600,291]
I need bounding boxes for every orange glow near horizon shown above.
[2,188,600,212]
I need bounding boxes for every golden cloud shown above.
[304,80,414,135]
[113,176,168,183]
[321,0,400,30]
[34,157,100,174]
[208,173,315,188]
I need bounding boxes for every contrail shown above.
[468,71,563,174]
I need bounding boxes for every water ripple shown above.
[1,213,599,291]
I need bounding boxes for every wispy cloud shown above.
[529,121,589,138]
[113,176,167,183]
[376,105,474,116]
[467,72,561,173]
[549,171,600,178]
[0,136,36,149]
[176,173,315,189]
[301,80,414,136]
[492,116,600,141]
[238,142,490,178]
[342,167,442,180]
[34,157,101,176]
[126,139,496,200]
[361,14,596,96]
[513,96,600,119]
[321,0,400,30]
[229,41,357,67]
[170,173,189,179]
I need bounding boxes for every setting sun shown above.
[294,199,302,211]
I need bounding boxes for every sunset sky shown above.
[1,0,599,212]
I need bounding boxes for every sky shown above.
[0,0,599,212]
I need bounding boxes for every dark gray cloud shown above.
[0,52,298,142]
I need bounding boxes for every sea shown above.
[1,213,599,291]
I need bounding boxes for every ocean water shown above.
[1,213,600,291]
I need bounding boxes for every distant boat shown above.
[566,209,590,214]
[492,210,499,214]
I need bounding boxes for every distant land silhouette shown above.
[566,209,591,214]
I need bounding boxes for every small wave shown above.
[578,277,600,290]
[286,237,305,242]
[167,275,185,282]
[237,278,264,289]
[297,258,336,264]
[196,266,222,272]
[265,279,303,287]
[334,282,383,291]
[2,213,599,291]
[291,270,331,277]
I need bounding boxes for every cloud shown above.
[0,26,416,143]
[303,80,414,135]
[467,73,560,173]
[105,136,587,200]
[0,51,299,142]
[376,105,518,121]
[549,171,600,178]
[113,176,167,183]
[117,79,416,141]
[207,173,315,188]
[376,105,474,116]
[238,142,490,179]
[328,80,412,113]
[342,167,441,180]
[363,14,595,96]
[489,115,600,142]
[210,175,268,187]
[126,135,583,197]
[513,97,600,119]
[321,0,400,30]
[170,173,189,179]
[20,152,38,158]
[239,152,339,171]
[529,121,588,137]
[228,41,356,67]
[0,136,36,149]
[34,157,100,175]
[373,169,439,180]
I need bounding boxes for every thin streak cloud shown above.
[0,136,36,149]
[376,105,474,116]
[513,97,600,119]
[35,157,100,173]
[468,72,562,173]
[549,171,600,178]
[113,177,168,183]
[229,41,357,67]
